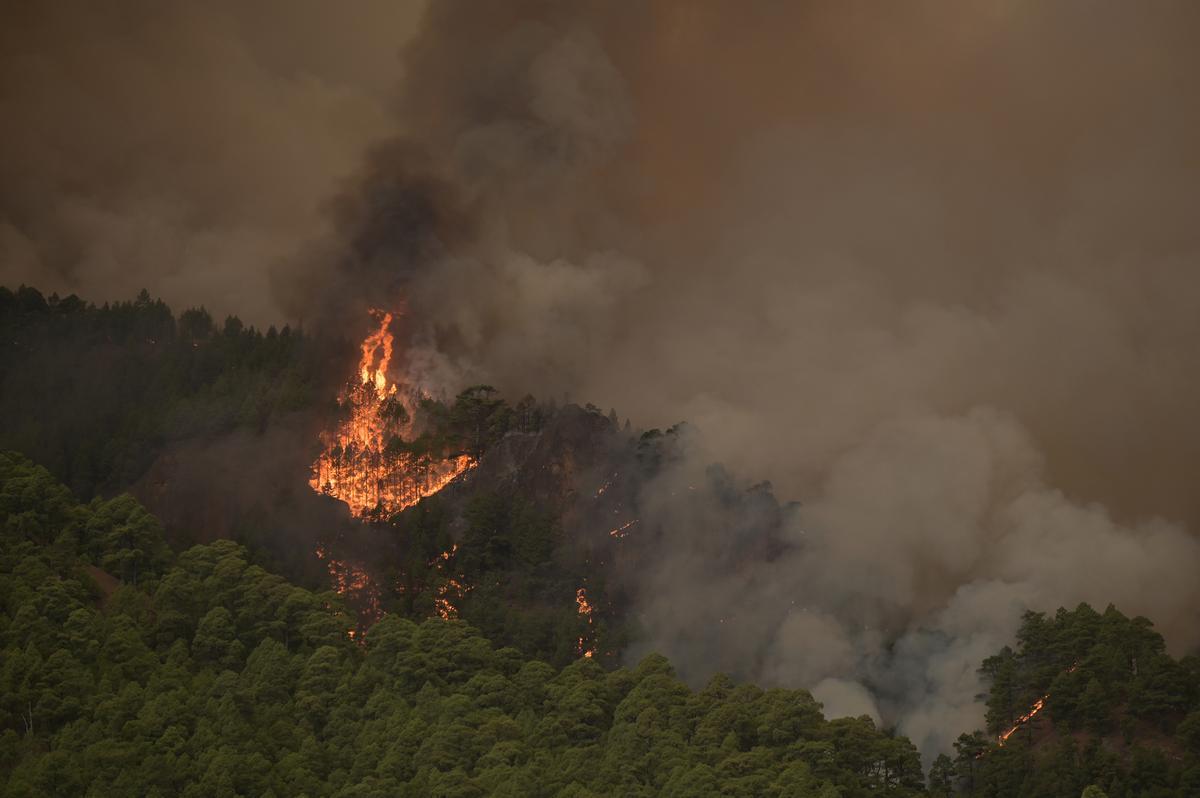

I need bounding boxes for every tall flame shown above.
[310,309,476,517]
[310,310,480,628]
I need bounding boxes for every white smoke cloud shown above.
[624,408,1200,756]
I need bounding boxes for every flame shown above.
[576,586,596,658]
[310,309,476,517]
[434,578,468,621]
[609,519,638,538]
[576,587,594,616]
[998,698,1045,744]
[430,544,458,565]
[308,310,495,631]
[996,663,1079,746]
[315,544,381,634]
[430,544,470,620]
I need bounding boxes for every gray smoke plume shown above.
[321,1,1200,758]
[0,0,423,323]
[8,0,1200,757]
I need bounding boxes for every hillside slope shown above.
[0,450,925,797]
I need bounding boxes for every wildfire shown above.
[996,663,1079,746]
[576,586,596,658]
[315,544,381,632]
[998,698,1045,744]
[431,545,470,620]
[430,544,458,565]
[434,579,467,621]
[310,309,476,517]
[609,519,638,538]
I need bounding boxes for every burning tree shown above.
[309,309,476,517]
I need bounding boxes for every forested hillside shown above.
[0,285,345,498]
[4,287,1200,797]
[0,288,780,674]
[0,451,926,797]
[934,606,1200,797]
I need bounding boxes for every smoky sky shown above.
[7,0,1200,757]
[0,0,423,323]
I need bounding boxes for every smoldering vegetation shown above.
[7,0,1200,758]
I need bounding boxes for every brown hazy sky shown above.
[4,0,1200,754]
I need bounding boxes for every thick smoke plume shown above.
[9,0,1200,757]
[0,0,422,323]
[299,1,1200,757]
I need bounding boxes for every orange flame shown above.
[996,663,1079,746]
[431,544,469,620]
[576,586,596,658]
[310,309,476,517]
[315,544,381,634]
[998,698,1045,744]
[310,310,481,631]
[609,519,638,538]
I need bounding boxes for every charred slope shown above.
[311,400,797,670]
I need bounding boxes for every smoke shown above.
[621,408,1200,755]
[0,0,423,323]
[309,0,1199,757]
[9,0,1200,757]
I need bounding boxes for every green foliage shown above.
[448,385,512,460]
[0,286,338,497]
[378,488,592,669]
[1,449,924,797]
[411,384,537,463]
[928,753,954,796]
[956,603,1200,796]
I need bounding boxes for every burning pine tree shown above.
[310,309,475,517]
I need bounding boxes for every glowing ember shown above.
[431,544,458,565]
[576,586,596,658]
[310,309,476,517]
[594,474,616,498]
[434,580,467,621]
[432,545,470,620]
[576,587,594,615]
[609,519,638,538]
[315,544,381,631]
